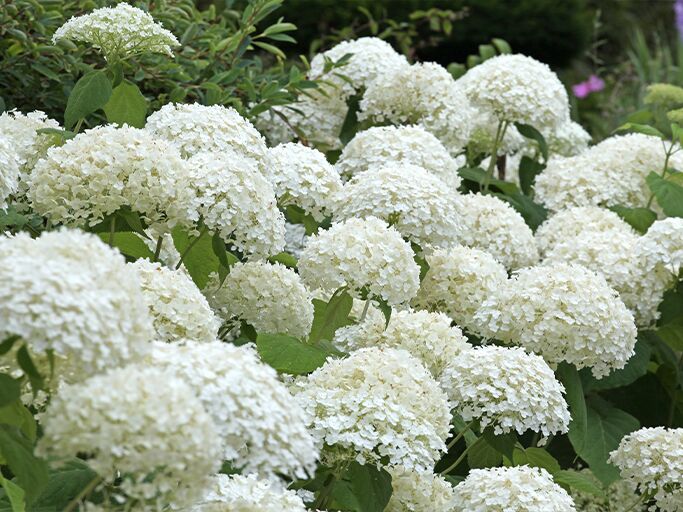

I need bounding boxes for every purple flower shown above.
[572,74,605,99]
[676,0,683,39]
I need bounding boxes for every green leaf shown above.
[482,428,517,461]
[211,232,238,281]
[647,171,683,217]
[478,43,496,60]
[308,289,353,343]
[514,122,548,161]
[253,41,286,59]
[31,459,98,511]
[576,397,640,485]
[518,156,545,196]
[97,232,154,260]
[553,469,606,499]
[0,475,25,512]
[103,80,147,128]
[458,167,519,195]
[557,363,588,453]
[494,192,548,231]
[171,227,218,289]
[467,435,502,468]
[615,122,664,138]
[0,375,20,408]
[64,70,112,129]
[339,94,361,145]
[0,336,19,356]
[0,425,48,504]
[268,252,298,268]
[255,333,333,375]
[447,62,466,80]
[582,337,652,391]
[492,38,512,54]
[608,205,657,234]
[451,413,478,446]
[511,447,561,474]
[16,346,44,393]
[0,401,37,442]
[375,297,392,327]
[328,462,393,512]
[657,316,683,351]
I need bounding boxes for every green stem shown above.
[439,439,477,475]
[108,216,116,246]
[175,227,208,270]
[667,352,683,426]
[64,475,103,512]
[73,118,84,134]
[483,120,507,192]
[646,143,674,208]
[622,494,645,512]
[447,419,477,449]
[359,299,371,323]
[153,235,164,262]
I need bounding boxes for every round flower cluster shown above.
[333,164,462,249]
[456,193,539,269]
[294,347,451,470]
[413,245,508,331]
[186,152,285,258]
[0,135,19,209]
[129,259,219,344]
[440,346,570,436]
[474,263,637,378]
[335,125,464,189]
[205,261,314,338]
[188,474,308,512]
[38,365,221,505]
[265,142,342,221]
[0,229,153,381]
[332,309,471,378]
[52,2,179,60]
[309,37,409,98]
[535,134,683,211]
[28,125,196,230]
[386,467,456,512]
[547,119,591,157]
[452,466,577,512]
[360,62,473,152]
[298,216,420,305]
[461,54,569,129]
[145,103,269,173]
[609,427,683,512]
[147,341,318,479]
[638,218,683,275]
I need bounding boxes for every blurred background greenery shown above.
[1,0,681,140]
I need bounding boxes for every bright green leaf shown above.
[255,333,332,375]
[0,375,20,408]
[514,122,548,161]
[511,447,561,474]
[0,425,48,504]
[171,227,218,289]
[339,94,361,145]
[103,80,147,128]
[30,459,98,511]
[64,70,112,129]
[97,232,154,260]
[608,205,657,234]
[0,475,25,512]
[308,289,353,343]
[647,171,683,217]
[328,462,393,512]
[553,469,606,499]
[557,363,588,453]
[615,122,664,138]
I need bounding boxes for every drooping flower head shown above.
[0,229,153,381]
[129,259,219,344]
[294,347,451,470]
[440,346,570,436]
[474,263,637,378]
[52,3,179,61]
[335,125,464,189]
[147,341,318,479]
[38,365,221,506]
[333,164,462,249]
[298,216,420,306]
[452,466,577,512]
[265,142,342,221]
[28,125,196,230]
[0,135,19,209]
[413,245,508,332]
[204,261,314,338]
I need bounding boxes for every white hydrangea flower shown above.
[413,245,508,332]
[148,341,318,479]
[253,107,296,146]
[441,346,570,436]
[387,467,456,512]
[266,142,342,221]
[335,125,463,189]
[186,152,285,258]
[284,222,308,258]
[548,119,591,157]
[331,297,387,353]
[204,261,314,338]
[28,125,196,230]
[294,347,451,470]
[535,134,683,211]
[332,309,471,378]
[139,226,182,269]
[52,3,179,60]
[298,216,420,305]
[0,135,19,209]
[0,229,153,381]
[360,62,473,153]
[309,37,409,98]
[456,193,539,270]
[452,466,577,512]
[129,259,219,343]
[474,263,637,378]
[609,427,683,512]
[284,88,348,151]
[38,365,221,506]
[0,110,60,187]
[461,54,569,129]
[145,103,269,173]
[638,218,683,275]
[188,474,307,512]
[334,164,462,249]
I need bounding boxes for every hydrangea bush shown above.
[1,2,683,511]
